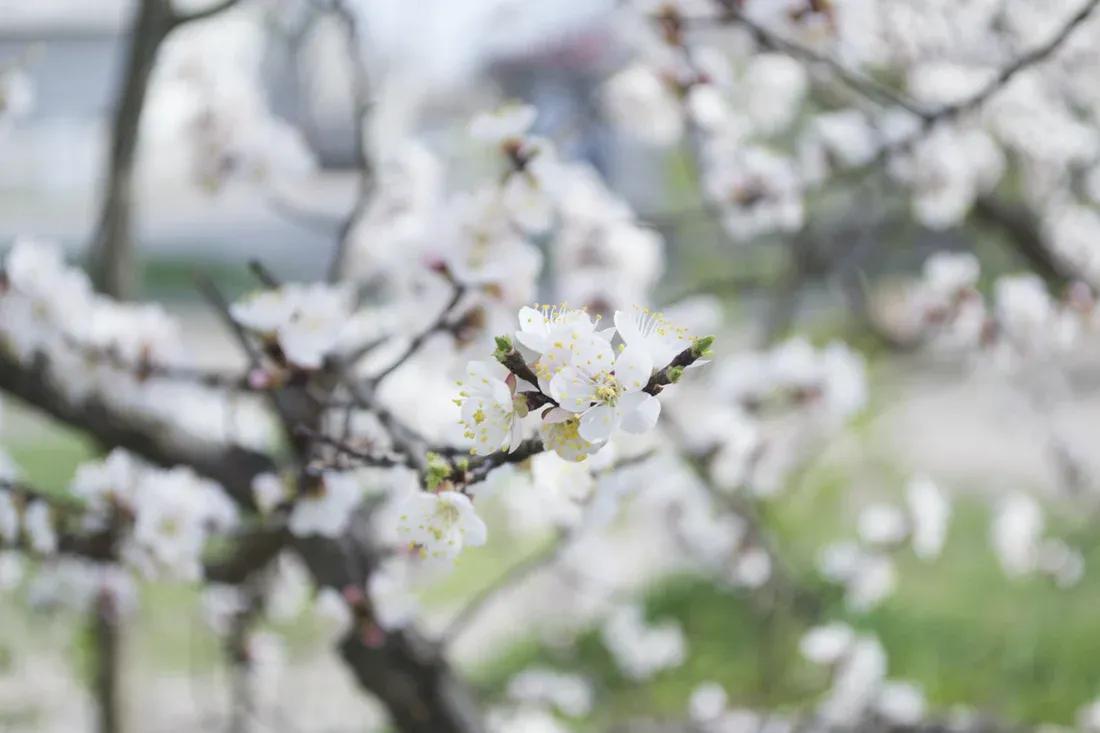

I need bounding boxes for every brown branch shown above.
[294,425,411,469]
[0,348,272,508]
[367,280,466,388]
[851,0,1100,179]
[168,0,242,28]
[91,592,124,733]
[971,195,1075,287]
[710,1,929,118]
[88,0,177,298]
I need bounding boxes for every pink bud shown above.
[248,368,272,390]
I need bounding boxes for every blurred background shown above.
[3,0,1100,731]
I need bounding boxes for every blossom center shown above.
[593,372,622,405]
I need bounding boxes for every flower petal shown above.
[614,308,643,347]
[579,404,617,443]
[550,367,598,413]
[614,344,653,392]
[619,391,661,434]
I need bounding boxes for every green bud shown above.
[493,335,514,361]
[424,451,453,491]
[667,365,685,384]
[691,335,715,359]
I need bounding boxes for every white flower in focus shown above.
[288,472,363,539]
[470,103,537,145]
[550,336,660,443]
[537,409,604,462]
[516,304,602,361]
[907,476,950,560]
[614,307,692,369]
[396,490,487,562]
[24,501,57,555]
[457,361,525,456]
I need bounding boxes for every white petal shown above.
[579,405,617,443]
[550,367,598,413]
[541,407,573,424]
[446,492,487,547]
[571,334,616,378]
[619,392,661,434]
[614,309,643,347]
[614,344,653,392]
[508,417,525,452]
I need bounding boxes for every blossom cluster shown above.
[0,239,272,448]
[70,449,239,580]
[457,305,709,461]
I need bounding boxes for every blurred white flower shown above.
[601,604,686,681]
[288,472,364,539]
[801,623,855,666]
[907,476,951,560]
[396,490,487,562]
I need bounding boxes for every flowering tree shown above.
[3,0,1100,732]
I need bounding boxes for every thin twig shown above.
[366,282,466,388]
[168,0,241,29]
[294,425,411,469]
[709,2,930,118]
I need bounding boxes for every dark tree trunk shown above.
[89,0,174,299]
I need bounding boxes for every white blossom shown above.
[395,490,487,562]
[457,361,526,456]
[288,472,364,539]
[550,336,660,443]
